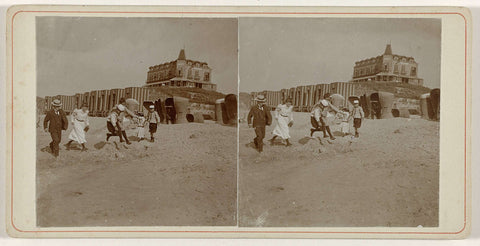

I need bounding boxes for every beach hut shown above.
[370,92,395,119]
[171,96,190,124]
[430,88,440,121]
[378,91,395,119]
[419,93,431,119]
[224,94,237,125]
[215,98,225,124]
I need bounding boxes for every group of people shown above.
[247,93,365,153]
[105,100,160,144]
[43,97,162,158]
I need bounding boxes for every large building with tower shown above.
[144,49,216,91]
[351,44,424,86]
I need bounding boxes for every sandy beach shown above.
[239,112,439,227]
[36,117,237,227]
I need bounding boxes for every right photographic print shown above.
[238,18,441,227]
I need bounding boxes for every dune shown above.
[36,117,237,227]
[239,112,439,227]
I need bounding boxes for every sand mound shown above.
[239,112,439,227]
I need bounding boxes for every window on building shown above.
[401,65,406,75]
[411,67,417,76]
[178,69,183,77]
[394,64,399,74]
[204,72,210,81]
[384,64,388,72]
[194,70,200,80]
[187,69,192,79]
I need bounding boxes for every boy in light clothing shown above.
[146,105,161,142]
[348,100,365,138]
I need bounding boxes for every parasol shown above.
[125,98,140,112]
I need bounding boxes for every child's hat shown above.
[149,105,155,109]
[353,100,359,104]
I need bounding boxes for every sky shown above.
[36,17,238,97]
[239,18,441,92]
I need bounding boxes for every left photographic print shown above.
[36,17,238,227]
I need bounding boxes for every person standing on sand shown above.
[322,95,344,140]
[66,102,90,151]
[117,104,132,145]
[349,100,365,138]
[146,105,161,142]
[106,104,131,144]
[43,99,68,157]
[340,107,351,137]
[269,97,294,147]
[136,112,146,142]
[165,105,176,124]
[247,94,272,153]
[310,102,324,138]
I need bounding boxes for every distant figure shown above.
[166,105,176,124]
[340,107,350,137]
[371,101,380,119]
[66,102,90,151]
[146,105,161,142]
[349,100,365,138]
[136,112,146,142]
[247,94,272,153]
[43,99,68,157]
[269,98,294,147]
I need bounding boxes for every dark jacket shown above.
[44,109,68,132]
[247,105,272,127]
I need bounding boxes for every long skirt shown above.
[272,116,291,139]
[68,120,87,144]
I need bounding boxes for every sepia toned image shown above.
[36,17,238,226]
[5,5,472,239]
[238,18,441,227]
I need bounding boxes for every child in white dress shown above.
[136,112,146,142]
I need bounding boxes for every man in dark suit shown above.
[43,99,68,157]
[247,94,272,153]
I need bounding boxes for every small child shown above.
[340,107,350,137]
[146,105,161,142]
[349,100,365,138]
[136,112,146,142]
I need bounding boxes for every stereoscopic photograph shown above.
[36,17,238,226]
[5,5,472,239]
[238,18,441,227]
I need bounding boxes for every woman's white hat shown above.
[353,100,359,104]
[117,104,126,112]
[320,99,329,107]
[149,105,155,109]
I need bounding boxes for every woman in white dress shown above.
[269,98,294,147]
[66,102,90,151]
